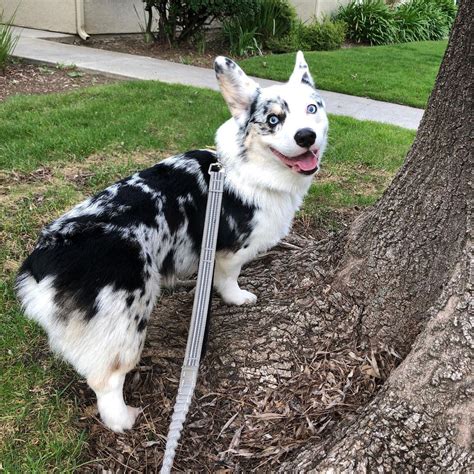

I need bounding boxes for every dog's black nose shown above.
[294,128,316,148]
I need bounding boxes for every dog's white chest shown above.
[247,191,303,256]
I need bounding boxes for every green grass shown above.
[0,80,415,471]
[0,81,227,171]
[240,40,447,108]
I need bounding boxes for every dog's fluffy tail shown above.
[15,270,58,330]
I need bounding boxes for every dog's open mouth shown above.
[270,147,319,174]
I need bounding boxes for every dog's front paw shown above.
[222,289,257,306]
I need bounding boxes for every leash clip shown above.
[208,161,224,174]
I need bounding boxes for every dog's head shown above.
[215,52,328,190]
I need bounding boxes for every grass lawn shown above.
[240,41,447,109]
[0,81,415,471]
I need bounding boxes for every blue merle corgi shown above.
[16,52,329,432]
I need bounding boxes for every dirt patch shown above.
[0,61,118,101]
[57,34,231,69]
[0,150,166,200]
[73,230,399,472]
[1,166,55,185]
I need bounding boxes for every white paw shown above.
[222,289,257,306]
[101,405,141,433]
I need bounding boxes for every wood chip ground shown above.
[72,224,399,472]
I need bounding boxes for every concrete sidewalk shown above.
[12,27,424,130]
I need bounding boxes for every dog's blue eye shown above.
[268,114,280,126]
[307,104,317,114]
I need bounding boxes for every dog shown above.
[16,52,328,432]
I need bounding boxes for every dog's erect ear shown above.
[289,51,315,88]
[214,56,260,119]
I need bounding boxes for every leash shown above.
[160,162,225,474]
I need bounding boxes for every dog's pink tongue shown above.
[293,151,318,171]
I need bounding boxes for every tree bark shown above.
[281,245,473,471]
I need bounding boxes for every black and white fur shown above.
[16,52,328,432]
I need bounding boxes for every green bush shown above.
[336,0,457,45]
[407,0,450,40]
[266,18,346,53]
[223,20,260,56]
[299,18,347,51]
[336,0,397,45]
[435,0,458,25]
[222,0,297,55]
[395,0,457,42]
[264,22,302,53]
[0,10,18,70]
[253,0,296,40]
[394,1,432,42]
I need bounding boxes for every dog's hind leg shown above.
[83,302,151,432]
[78,288,154,432]
[88,369,141,433]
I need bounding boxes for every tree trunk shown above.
[144,1,155,43]
[281,246,473,471]
[155,1,170,44]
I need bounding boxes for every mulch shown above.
[0,61,117,102]
[69,224,399,472]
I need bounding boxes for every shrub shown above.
[337,0,457,46]
[299,17,347,51]
[265,21,303,53]
[394,1,432,42]
[267,18,346,53]
[143,0,253,44]
[222,0,297,55]
[0,10,18,71]
[223,20,260,56]
[435,0,458,26]
[395,0,457,41]
[253,0,296,41]
[405,0,452,40]
[410,0,447,39]
[335,0,398,45]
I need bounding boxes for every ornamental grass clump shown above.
[394,0,457,42]
[222,0,296,55]
[393,1,432,42]
[0,10,19,71]
[335,0,398,45]
[337,0,457,45]
[257,16,347,54]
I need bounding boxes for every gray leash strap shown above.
[161,162,225,474]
